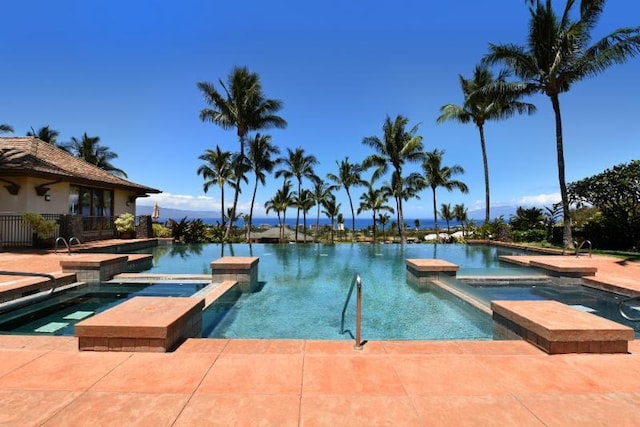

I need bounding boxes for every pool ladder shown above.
[0,271,57,314]
[340,273,363,350]
[619,295,640,322]
[573,240,592,258]
[54,236,82,255]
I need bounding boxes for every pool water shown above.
[444,277,640,337]
[131,243,538,340]
[0,282,207,335]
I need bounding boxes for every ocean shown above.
[156,216,458,231]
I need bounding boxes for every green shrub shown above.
[22,212,57,238]
[114,213,136,233]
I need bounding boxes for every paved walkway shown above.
[1,336,640,426]
[0,248,639,425]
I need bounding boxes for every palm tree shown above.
[64,133,127,177]
[453,203,469,237]
[483,0,640,248]
[247,133,280,241]
[0,124,13,134]
[275,147,318,242]
[27,126,60,145]
[381,172,423,238]
[437,65,536,224]
[422,149,469,237]
[294,189,315,242]
[321,195,341,244]
[363,115,425,244]
[197,145,234,228]
[378,213,390,242]
[358,178,394,243]
[327,157,366,241]
[440,203,455,235]
[198,66,287,239]
[311,178,334,243]
[265,180,294,242]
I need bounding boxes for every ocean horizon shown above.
[155,216,465,231]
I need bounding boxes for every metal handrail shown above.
[574,240,592,258]
[340,273,363,349]
[619,295,640,321]
[55,236,81,255]
[0,271,57,314]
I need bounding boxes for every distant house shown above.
[0,137,161,245]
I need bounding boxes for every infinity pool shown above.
[132,243,539,340]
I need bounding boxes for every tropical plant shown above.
[27,125,60,145]
[275,147,318,242]
[198,66,287,239]
[358,178,394,243]
[197,145,234,229]
[483,0,640,248]
[114,213,136,236]
[265,180,294,242]
[311,178,334,243]
[437,65,536,223]
[22,212,57,239]
[378,213,390,241]
[363,115,425,244]
[0,124,13,134]
[440,203,455,235]
[225,152,251,238]
[510,206,546,231]
[321,195,341,244]
[421,149,469,237]
[453,203,469,237]
[247,133,280,241]
[294,188,315,242]
[63,133,127,177]
[327,157,366,241]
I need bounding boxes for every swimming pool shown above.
[441,275,640,337]
[129,243,540,340]
[0,282,208,335]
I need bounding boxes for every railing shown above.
[0,271,57,314]
[574,239,592,258]
[340,273,363,350]
[619,295,640,321]
[54,236,82,255]
[0,213,61,248]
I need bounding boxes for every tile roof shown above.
[0,137,160,194]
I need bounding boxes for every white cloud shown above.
[512,193,561,207]
[138,193,269,217]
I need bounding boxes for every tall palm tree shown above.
[311,178,334,243]
[483,0,640,248]
[226,152,250,237]
[422,149,469,237]
[294,189,315,242]
[358,178,394,243]
[265,180,294,242]
[437,65,536,223]
[378,213,390,242]
[380,172,423,238]
[275,147,318,242]
[453,203,469,238]
[197,145,234,228]
[363,115,425,244]
[198,66,287,239]
[321,195,341,244]
[247,133,280,241]
[27,125,60,145]
[0,124,13,134]
[327,157,366,241]
[64,133,127,177]
[440,203,455,235]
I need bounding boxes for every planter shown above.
[119,231,135,239]
[33,235,55,249]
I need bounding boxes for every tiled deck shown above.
[1,247,640,424]
[1,336,640,425]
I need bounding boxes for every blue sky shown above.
[2,1,639,220]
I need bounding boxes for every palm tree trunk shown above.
[550,94,573,249]
[295,180,301,242]
[225,185,240,240]
[347,189,355,242]
[372,212,377,243]
[248,176,259,243]
[315,205,321,243]
[432,187,439,239]
[398,197,406,245]
[478,124,490,224]
[219,184,226,229]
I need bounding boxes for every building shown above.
[0,137,161,246]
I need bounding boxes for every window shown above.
[69,185,114,216]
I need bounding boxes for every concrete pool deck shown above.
[1,246,640,424]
